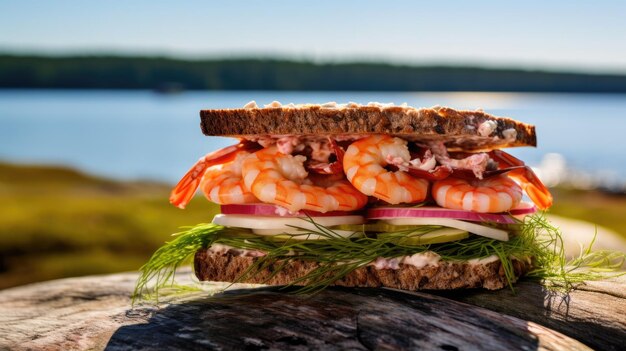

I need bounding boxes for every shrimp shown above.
[489,150,553,210]
[242,146,368,212]
[343,135,429,204]
[200,151,258,204]
[432,175,523,213]
[170,141,260,209]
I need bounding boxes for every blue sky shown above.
[1,0,625,72]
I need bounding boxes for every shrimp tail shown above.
[490,150,525,168]
[325,138,346,174]
[169,141,260,209]
[407,165,453,180]
[509,168,553,210]
[307,138,345,175]
[490,150,553,210]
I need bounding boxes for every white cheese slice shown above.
[212,214,364,231]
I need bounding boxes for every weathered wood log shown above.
[0,271,623,351]
[433,278,626,351]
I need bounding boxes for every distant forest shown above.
[1,54,626,92]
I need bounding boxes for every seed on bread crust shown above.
[200,105,536,151]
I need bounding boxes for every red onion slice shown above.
[221,203,359,217]
[367,206,522,224]
[510,202,538,215]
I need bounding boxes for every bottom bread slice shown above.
[194,250,531,290]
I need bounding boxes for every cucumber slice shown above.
[378,228,469,245]
[252,228,361,240]
[216,229,259,239]
[262,234,295,242]
[332,223,442,233]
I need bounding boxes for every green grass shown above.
[549,187,626,239]
[0,162,218,289]
[0,162,625,289]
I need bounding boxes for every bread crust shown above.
[200,105,536,151]
[194,250,530,290]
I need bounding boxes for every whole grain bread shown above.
[200,104,536,151]
[194,250,530,290]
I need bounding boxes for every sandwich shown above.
[137,101,570,296]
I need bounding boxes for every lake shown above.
[1,90,625,185]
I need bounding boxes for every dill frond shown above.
[132,223,245,303]
[133,213,625,302]
[524,214,625,290]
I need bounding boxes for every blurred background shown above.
[1,1,626,289]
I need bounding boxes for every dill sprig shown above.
[133,223,242,303]
[524,214,625,290]
[133,213,625,301]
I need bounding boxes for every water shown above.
[1,90,625,184]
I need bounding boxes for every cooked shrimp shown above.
[170,141,260,209]
[432,175,522,213]
[343,135,429,204]
[200,151,258,204]
[489,150,553,210]
[242,146,368,212]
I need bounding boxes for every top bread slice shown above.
[200,103,536,151]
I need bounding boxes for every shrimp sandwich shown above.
[158,101,555,292]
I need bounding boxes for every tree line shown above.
[1,54,625,92]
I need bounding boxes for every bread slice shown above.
[200,104,536,151]
[194,250,531,290]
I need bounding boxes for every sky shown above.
[1,0,626,73]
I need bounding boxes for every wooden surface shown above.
[0,271,623,351]
[435,279,626,351]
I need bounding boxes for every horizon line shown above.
[2,48,626,77]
